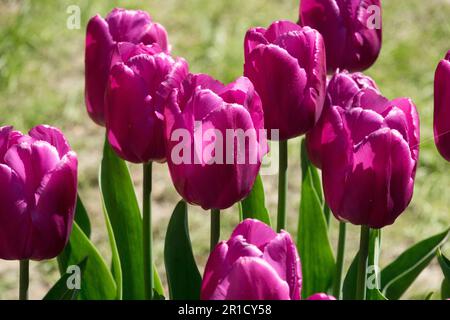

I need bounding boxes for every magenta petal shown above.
[29,125,71,158]
[210,257,291,300]
[4,141,60,202]
[32,152,77,260]
[231,219,277,249]
[307,293,336,300]
[201,242,229,300]
[434,57,450,161]
[244,44,309,140]
[243,27,268,58]
[340,128,415,228]
[264,20,303,43]
[106,61,166,163]
[85,15,114,126]
[0,164,29,260]
[263,231,302,299]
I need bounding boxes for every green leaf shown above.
[342,252,359,300]
[44,259,87,300]
[441,278,450,300]
[153,266,165,298]
[381,228,450,300]
[164,200,202,300]
[100,139,145,299]
[58,223,116,300]
[101,198,123,300]
[437,249,450,299]
[297,163,335,298]
[240,174,271,226]
[424,292,434,300]
[75,195,91,238]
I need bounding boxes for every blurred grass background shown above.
[0,0,450,299]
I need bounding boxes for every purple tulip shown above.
[85,8,169,126]
[434,51,450,161]
[165,74,268,210]
[201,219,301,300]
[0,125,78,260]
[300,0,382,73]
[306,71,420,228]
[244,20,327,141]
[307,293,336,300]
[306,71,378,168]
[105,42,188,163]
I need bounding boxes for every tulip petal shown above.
[231,218,277,249]
[210,257,291,300]
[29,125,71,158]
[32,152,78,260]
[340,128,414,228]
[85,15,114,125]
[263,231,302,299]
[0,164,29,260]
[307,293,336,300]
[434,58,450,161]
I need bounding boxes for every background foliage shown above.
[0,0,449,299]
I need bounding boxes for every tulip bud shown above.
[244,20,327,141]
[165,74,268,210]
[434,51,450,161]
[306,71,419,228]
[201,219,301,300]
[0,125,78,260]
[300,0,382,73]
[105,43,188,163]
[85,8,169,126]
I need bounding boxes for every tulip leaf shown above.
[300,140,329,225]
[297,163,335,298]
[441,279,450,300]
[164,200,202,300]
[100,139,145,299]
[101,198,123,300]
[381,228,450,300]
[75,195,91,238]
[58,223,116,300]
[342,251,359,300]
[240,174,271,226]
[44,258,87,300]
[437,249,450,299]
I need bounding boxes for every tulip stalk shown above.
[19,260,29,300]
[277,140,288,232]
[210,209,220,251]
[356,225,370,300]
[332,222,347,298]
[143,162,153,300]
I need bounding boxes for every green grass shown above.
[0,0,449,299]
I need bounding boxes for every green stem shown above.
[143,162,153,300]
[19,260,29,300]
[277,140,288,232]
[356,225,370,300]
[332,222,347,299]
[210,209,220,251]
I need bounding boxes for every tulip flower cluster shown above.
[2,0,450,303]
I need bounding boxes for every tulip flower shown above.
[306,71,420,228]
[300,0,382,73]
[307,293,336,300]
[165,74,268,210]
[85,8,169,125]
[0,125,78,260]
[306,71,379,168]
[201,219,301,300]
[434,51,450,161]
[105,42,188,163]
[244,20,327,141]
